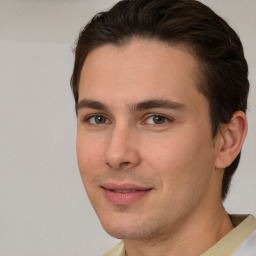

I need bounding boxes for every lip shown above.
[102,183,152,205]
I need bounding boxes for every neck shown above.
[124,205,233,256]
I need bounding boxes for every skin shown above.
[76,39,236,256]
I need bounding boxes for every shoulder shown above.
[232,215,256,256]
[202,214,256,256]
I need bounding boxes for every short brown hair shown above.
[70,0,249,199]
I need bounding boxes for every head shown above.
[71,0,249,200]
[71,0,249,199]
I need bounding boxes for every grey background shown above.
[0,0,255,255]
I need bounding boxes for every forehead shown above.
[78,39,206,109]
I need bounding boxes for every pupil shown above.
[153,116,164,124]
[96,116,105,124]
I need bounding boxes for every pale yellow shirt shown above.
[103,215,256,256]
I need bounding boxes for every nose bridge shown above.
[104,121,140,170]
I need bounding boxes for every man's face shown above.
[76,39,222,240]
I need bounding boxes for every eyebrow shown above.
[76,98,186,113]
[76,99,108,113]
[132,99,186,111]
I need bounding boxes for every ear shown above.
[215,111,248,169]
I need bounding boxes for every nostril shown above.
[119,161,131,169]
[105,160,133,170]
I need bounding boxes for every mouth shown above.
[101,183,153,205]
[113,190,139,193]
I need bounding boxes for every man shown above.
[70,0,256,255]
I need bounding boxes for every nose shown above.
[104,124,141,170]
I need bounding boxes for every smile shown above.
[115,190,137,193]
[102,183,152,205]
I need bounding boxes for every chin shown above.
[100,216,165,240]
[100,218,135,239]
[104,227,144,240]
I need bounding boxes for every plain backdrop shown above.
[0,0,255,255]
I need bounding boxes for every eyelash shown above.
[83,114,173,126]
[143,114,173,125]
[84,114,110,125]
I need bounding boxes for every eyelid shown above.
[143,113,174,125]
[83,113,111,124]
[79,112,173,126]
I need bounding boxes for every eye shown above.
[87,115,110,125]
[145,115,171,125]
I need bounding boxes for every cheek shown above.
[144,134,196,170]
[76,132,104,179]
[144,131,214,185]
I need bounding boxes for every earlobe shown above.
[215,111,248,169]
